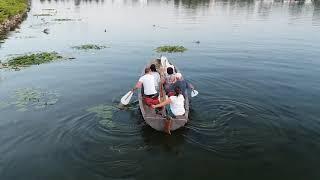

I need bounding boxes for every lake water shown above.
[1,0,320,179]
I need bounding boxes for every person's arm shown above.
[132,81,142,92]
[186,80,194,90]
[151,98,171,109]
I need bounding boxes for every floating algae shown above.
[33,14,53,17]
[42,8,56,11]
[87,104,116,128]
[14,36,36,39]
[11,88,60,111]
[53,18,81,22]
[72,44,109,50]
[155,45,187,53]
[2,52,63,68]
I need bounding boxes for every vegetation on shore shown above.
[1,52,63,68]
[155,45,187,53]
[0,0,28,24]
[72,44,108,50]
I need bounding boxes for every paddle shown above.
[121,91,133,105]
[191,89,199,97]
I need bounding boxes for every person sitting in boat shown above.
[174,73,194,95]
[151,86,185,134]
[150,64,160,90]
[132,67,159,106]
[163,67,177,94]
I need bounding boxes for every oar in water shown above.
[121,91,133,105]
[191,89,199,97]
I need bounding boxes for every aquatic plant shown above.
[14,36,36,39]
[33,14,52,17]
[155,45,187,53]
[5,52,63,67]
[0,88,61,112]
[0,0,28,24]
[12,88,60,111]
[72,44,108,50]
[87,104,116,128]
[42,9,56,11]
[53,18,81,22]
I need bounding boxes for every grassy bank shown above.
[0,0,28,24]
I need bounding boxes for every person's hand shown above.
[151,105,156,109]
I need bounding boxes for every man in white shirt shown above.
[132,67,158,97]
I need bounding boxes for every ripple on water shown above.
[185,94,285,159]
[46,103,145,178]
[0,88,60,112]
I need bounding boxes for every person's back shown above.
[169,94,185,116]
[150,64,160,90]
[164,67,176,93]
[139,73,157,95]
[132,67,157,96]
[151,86,185,134]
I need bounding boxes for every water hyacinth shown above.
[53,18,81,21]
[4,52,63,67]
[155,45,187,53]
[11,88,60,111]
[87,104,116,128]
[72,44,108,50]
[33,14,53,16]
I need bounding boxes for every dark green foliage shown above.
[0,0,28,23]
[155,45,187,53]
[72,44,108,50]
[7,52,63,67]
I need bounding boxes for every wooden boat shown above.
[138,56,189,132]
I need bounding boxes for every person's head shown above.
[174,86,182,96]
[176,73,182,80]
[167,67,174,75]
[145,67,151,74]
[150,64,157,72]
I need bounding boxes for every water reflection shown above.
[313,0,320,25]
[35,0,320,22]
[40,0,105,5]
[173,0,212,9]
[141,125,187,154]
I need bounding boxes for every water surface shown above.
[1,0,320,179]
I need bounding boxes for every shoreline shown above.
[0,1,30,36]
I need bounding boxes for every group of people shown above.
[131,63,194,134]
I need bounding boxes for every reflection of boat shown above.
[138,56,189,132]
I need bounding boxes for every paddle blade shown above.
[191,90,199,97]
[121,91,133,105]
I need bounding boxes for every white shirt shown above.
[169,95,185,116]
[151,72,160,88]
[139,74,157,95]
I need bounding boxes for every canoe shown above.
[138,56,189,132]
